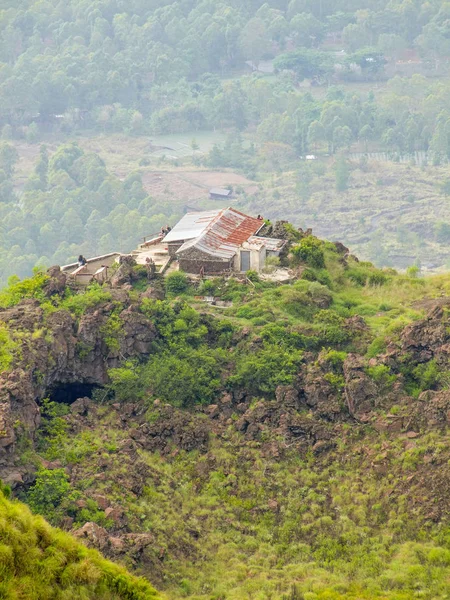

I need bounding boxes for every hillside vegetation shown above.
[5,0,450,279]
[2,227,450,597]
[0,484,162,600]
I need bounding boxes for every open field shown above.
[140,169,258,208]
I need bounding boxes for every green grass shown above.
[0,489,162,599]
[30,407,450,600]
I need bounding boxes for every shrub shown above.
[228,346,303,396]
[412,360,440,392]
[292,237,325,269]
[144,347,223,407]
[199,279,217,295]
[36,399,69,459]
[313,310,350,345]
[0,323,17,373]
[26,468,73,522]
[0,479,11,498]
[324,372,345,392]
[366,365,396,390]
[281,288,314,319]
[366,337,387,358]
[308,281,333,307]
[61,283,112,316]
[347,267,369,286]
[108,360,145,402]
[322,349,347,371]
[368,271,388,286]
[246,269,260,282]
[165,271,189,295]
[0,271,49,308]
[100,312,124,352]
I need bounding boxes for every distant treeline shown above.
[0,142,178,286]
[0,0,449,139]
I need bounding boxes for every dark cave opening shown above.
[47,382,100,405]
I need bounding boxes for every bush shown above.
[366,365,396,390]
[0,479,11,498]
[144,347,223,407]
[228,346,303,396]
[108,360,145,402]
[347,264,388,287]
[61,283,112,316]
[366,337,387,358]
[26,468,73,523]
[246,269,260,282]
[199,279,217,295]
[322,349,347,371]
[412,360,440,392]
[0,271,49,308]
[292,237,325,269]
[165,271,189,295]
[0,324,17,373]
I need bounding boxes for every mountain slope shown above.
[0,485,162,600]
[2,226,450,597]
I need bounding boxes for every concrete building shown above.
[163,208,285,275]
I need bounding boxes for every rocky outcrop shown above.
[73,522,154,562]
[343,355,378,419]
[110,255,138,288]
[43,266,67,297]
[131,404,210,454]
[0,291,157,472]
[400,305,450,364]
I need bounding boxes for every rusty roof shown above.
[177,208,263,259]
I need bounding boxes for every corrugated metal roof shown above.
[177,208,263,259]
[209,187,232,196]
[163,209,222,243]
[245,236,286,251]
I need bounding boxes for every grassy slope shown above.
[0,490,162,600]
[5,244,450,599]
[42,416,450,600]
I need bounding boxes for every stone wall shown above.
[168,242,184,257]
[178,246,232,274]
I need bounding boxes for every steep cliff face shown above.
[0,275,157,477]
[2,277,450,482]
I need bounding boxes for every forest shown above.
[3,0,450,279]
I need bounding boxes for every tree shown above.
[239,17,270,67]
[348,48,387,80]
[290,13,324,48]
[26,122,40,144]
[359,124,373,152]
[335,154,350,192]
[307,120,325,152]
[0,143,18,177]
[274,49,333,83]
[333,125,353,152]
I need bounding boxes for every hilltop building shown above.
[63,208,286,286]
[162,207,285,274]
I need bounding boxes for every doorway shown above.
[240,251,251,272]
